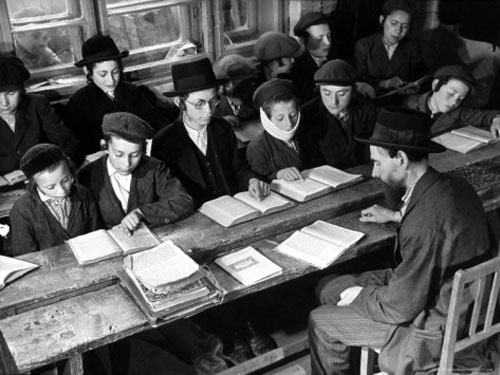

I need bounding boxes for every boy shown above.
[10,144,102,256]
[78,112,193,234]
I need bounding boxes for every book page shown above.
[304,165,363,188]
[432,133,486,154]
[277,231,347,269]
[3,170,27,185]
[108,224,160,254]
[0,255,39,289]
[0,176,8,188]
[301,220,365,248]
[234,191,294,215]
[127,240,200,289]
[271,178,331,202]
[451,126,494,144]
[67,229,122,265]
[199,195,260,227]
[215,246,283,286]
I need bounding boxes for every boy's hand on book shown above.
[337,286,363,306]
[490,117,500,138]
[359,204,401,224]
[248,178,270,201]
[277,167,304,182]
[120,208,144,235]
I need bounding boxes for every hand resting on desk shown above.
[359,204,402,224]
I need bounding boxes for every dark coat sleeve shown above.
[10,197,40,256]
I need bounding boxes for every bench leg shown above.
[68,355,83,375]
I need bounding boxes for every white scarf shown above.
[260,107,300,143]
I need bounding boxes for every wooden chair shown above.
[360,256,500,375]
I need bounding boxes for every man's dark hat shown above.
[253,78,297,109]
[102,112,154,142]
[293,12,329,37]
[254,32,304,62]
[20,143,68,178]
[75,34,129,68]
[163,57,228,97]
[314,59,357,86]
[0,53,30,91]
[433,65,475,90]
[355,107,446,153]
[382,0,416,17]
[213,54,256,81]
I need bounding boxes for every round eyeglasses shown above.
[185,96,220,110]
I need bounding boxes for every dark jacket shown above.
[78,155,194,228]
[67,81,174,154]
[10,184,102,256]
[289,51,323,104]
[300,95,377,169]
[351,168,491,374]
[403,91,500,136]
[0,93,83,175]
[353,32,427,88]
[152,117,256,208]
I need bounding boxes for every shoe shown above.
[224,331,255,365]
[244,321,278,357]
[192,334,229,375]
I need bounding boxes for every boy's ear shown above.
[379,15,385,26]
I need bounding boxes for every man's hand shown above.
[119,208,144,235]
[248,178,271,201]
[379,77,406,90]
[490,116,500,138]
[355,82,375,98]
[337,286,363,306]
[360,204,401,223]
[276,167,304,182]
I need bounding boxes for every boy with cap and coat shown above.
[10,143,101,256]
[152,57,270,209]
[309,107,493,375]
[0,53,84,175]
[78,112,193,233]
[403,64,500,137]
[67,34,178,154]
[300,59,377,170]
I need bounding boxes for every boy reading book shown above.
[78,112,194,235]
[10,144,102,256]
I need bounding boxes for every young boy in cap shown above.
[0,53,83,175]
[78,112,193,234]
[152,57,270,208]
[10,144,102,256]
[300,59,377,169]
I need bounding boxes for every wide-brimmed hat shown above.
[163,57,228,97]
[0,53,30,91]
[355,107,446,153]
[433,64,475,90]
[75,34,129,68]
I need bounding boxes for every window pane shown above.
[6,0,70,20]
[222,0,259,45]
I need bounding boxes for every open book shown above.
[276,220,365,269]
[0,170,27,188]
[432,126,497,154]
[0,255,39,289]
[271,165,363,202]
[215,246,283,286]
[67,224,161,265]
[199,191,295,227]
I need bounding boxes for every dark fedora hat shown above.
[75,34,129,68]
[163,57,228,97]
[355,107,446,153]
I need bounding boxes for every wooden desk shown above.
[0,188,26,219]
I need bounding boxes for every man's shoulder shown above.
[78,157,106,181]
[300,96,322,114]
[356,33,380,48]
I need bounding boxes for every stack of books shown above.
[119,240,223,323]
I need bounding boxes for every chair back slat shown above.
[485,271,500,328]
[469,276,485,337]
[456,323,500,352]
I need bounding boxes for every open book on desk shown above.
[67,224,161,265]
[199,191,295,227]
[276,220,365,269]
[271,165,363,202]
[0,170,27,188]
[0,255,39,290]
[432,126,498,154]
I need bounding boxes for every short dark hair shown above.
[384,147,428,162]
[85,59,124,82]
[261,94,297,118]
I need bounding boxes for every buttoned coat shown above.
[78,155,194,228]
[300,95,377,169]
[10,184,102,256]
[0,93,83,175]
[152,117,256,208]
[404,91,500,136]
[351,168,491,374]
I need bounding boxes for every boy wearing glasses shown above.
[152,58,270,208]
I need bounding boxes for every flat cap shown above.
[253,78,297,109]
[102,112,154,142]
[254,32,304,62]
[0,53,30,91]
[314,59,357,86]
[20,143,67,178]
[293,12,329,37]
[382,0,416,17]
[213,55,256,81]
[433,64,475,89]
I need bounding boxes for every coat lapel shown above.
[100,156,127,216]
